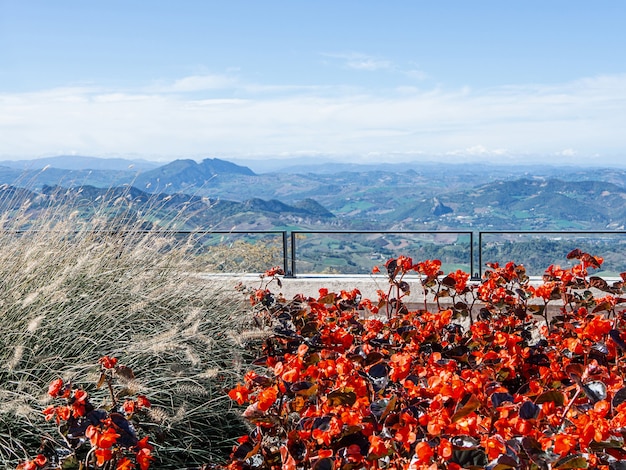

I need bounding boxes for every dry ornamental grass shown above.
[0,185,258,468]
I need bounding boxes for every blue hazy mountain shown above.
[2,155,626,231]
[0,155,159,171]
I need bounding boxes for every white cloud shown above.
[556,148,577,157]
[447,146,509,157]
[170,74,237,92]
[346,57,392,71]
[1,73,625,165]
[322,52,392,71]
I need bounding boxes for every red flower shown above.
[264,266,284,277]
[136,395,151,408]
[136,436,153,450]
[17,455,47,470]
[99,355,118,369]
[48,378,65,398]
[123,399,136,414]
[71,388,89,417]
[396,255,414,272]
[136,447,155,470]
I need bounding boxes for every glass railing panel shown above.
[479,231,626,278]
[292,231,473,276]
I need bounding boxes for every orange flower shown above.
[312,416,342,446]
[116,457,136,470]
[397,256,414,272]
[368,434,389,458]
[416,259,442,279]
[85,424,120,449]
[438,438,453,459]
[483,435,507,460]
[16,461,37,470]
[264,266,284,277]
[228,384,250,405]
[581,315,612,341]
[257,387,278,412]
[414,441,434,463]
[554,433,578,456]
[389,352,412,382]
[533,282,557,301]
[95,448,113,466]
[16,455,47,470]
[449,269,470,292]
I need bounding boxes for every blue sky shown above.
[1,1,625,166]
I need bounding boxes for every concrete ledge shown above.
[200,273,615,316]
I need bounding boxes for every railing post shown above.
[469,231,475,280]
[476,232,483,280]
[282,231,291,277]
[290,231,297,278]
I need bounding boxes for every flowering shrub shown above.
[226,250,626,469]
[18,356,156,470]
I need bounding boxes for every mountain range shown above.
[1,155,625,231]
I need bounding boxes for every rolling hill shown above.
[1,155,626,232]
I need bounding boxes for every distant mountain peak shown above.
[133,157,256,192]
[198,158,256,176]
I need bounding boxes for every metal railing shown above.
[5,228,626,278]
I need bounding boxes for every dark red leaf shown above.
[610,330,626,351]
[452,394,481,422]
[567,249,583,260]
[519,401,540,420]
[327,389,357,407]
[589,276,610,292]
[312,457,334,470]
[553,454,589,469]
[535,390,565,405]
